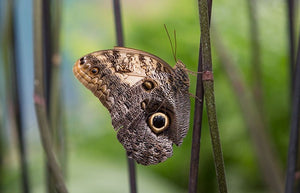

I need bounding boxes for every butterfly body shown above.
[73,47,190,165]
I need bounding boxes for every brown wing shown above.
[73,47,190,165]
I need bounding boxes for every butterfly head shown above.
[73,55,113,108]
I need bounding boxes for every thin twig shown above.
[9,1,31,192]
[199,0,228,192]
[43,0,53,111]
[112,1,137,193]
[287,0,295,91]
[33,0,68,192]
[42,0,57,192]
[42,0,66,192]
[0,121,3,193]
[188,44,204,193]
[188,0,212,192]
[0,94,3,192]
[113,0,124,47]
[0,3,4,189]
[285,26,300,193]
[247,0,264,116]
[213,30,284,193]
[51,0,66,175]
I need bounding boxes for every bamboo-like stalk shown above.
[113,0,124,47]
[0,100,4,193]
[198,0,228,192]
[188,46,205,193]
[188,0,212,192]
[42,0,66,192]
[112,1,137,193]
[43,0,53,110]
[0,2,3,190]
[51,0,66,176]
[213,31,284,193]
[113,1,137,193]
[247,0,264,116]
[33,0,68,192]
[287,0,295,90]
[285,29,300,193]
[5,1,31,192]
[42,0,55,191]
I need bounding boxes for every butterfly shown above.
[73,47,190,165]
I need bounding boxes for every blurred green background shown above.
[0,0,292,192]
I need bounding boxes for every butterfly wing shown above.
[73,47,190,165]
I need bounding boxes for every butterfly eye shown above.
[142,80,155,91]
[90,67,99,75]
[148,112,169,134]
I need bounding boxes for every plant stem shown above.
[51,0,66,177]
[9,1,31,192]
[213,30,284,193]
[113,1,137,193]
[247,0,264,116]
[199,0,228,192]
[188,0,212,192]
[33,0,68,192]
[287,0,295,91]
[285,24,300,193]
[42,0,66,192]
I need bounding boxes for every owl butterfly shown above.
[73,47,190,165]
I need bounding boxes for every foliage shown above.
[1,0,291,192]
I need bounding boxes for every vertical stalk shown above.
[51,0,66,177]
[0,3,3,189]
[42,0,56,192]
[0,97,3,192]
[33,0,68,192]
[0,13,3,191]
[113,0,124,47]
[285,29,300,193]
[112,1,137,193]
[188,0,212,193]
[213,31,284,193]
[199,0,228,192]
[43,0,53,109]
[0,120,3,193]
[188,45,204,193]
[247,0,264,115]
[42,0,65,192]
[9,1,31,192]
[287,0,295,90]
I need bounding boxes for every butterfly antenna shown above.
[164,24,177,62]
[189,93,203,103]
[174,29,177,61]
[186,69,204,76]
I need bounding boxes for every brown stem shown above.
[112,0,137,193]
[287,0,295,92]
[285,21,300,193]
[188,0,212,192]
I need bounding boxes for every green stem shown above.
[199,0,228,192]
[213,30,284,193]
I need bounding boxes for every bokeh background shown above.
[0,0,295,192]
